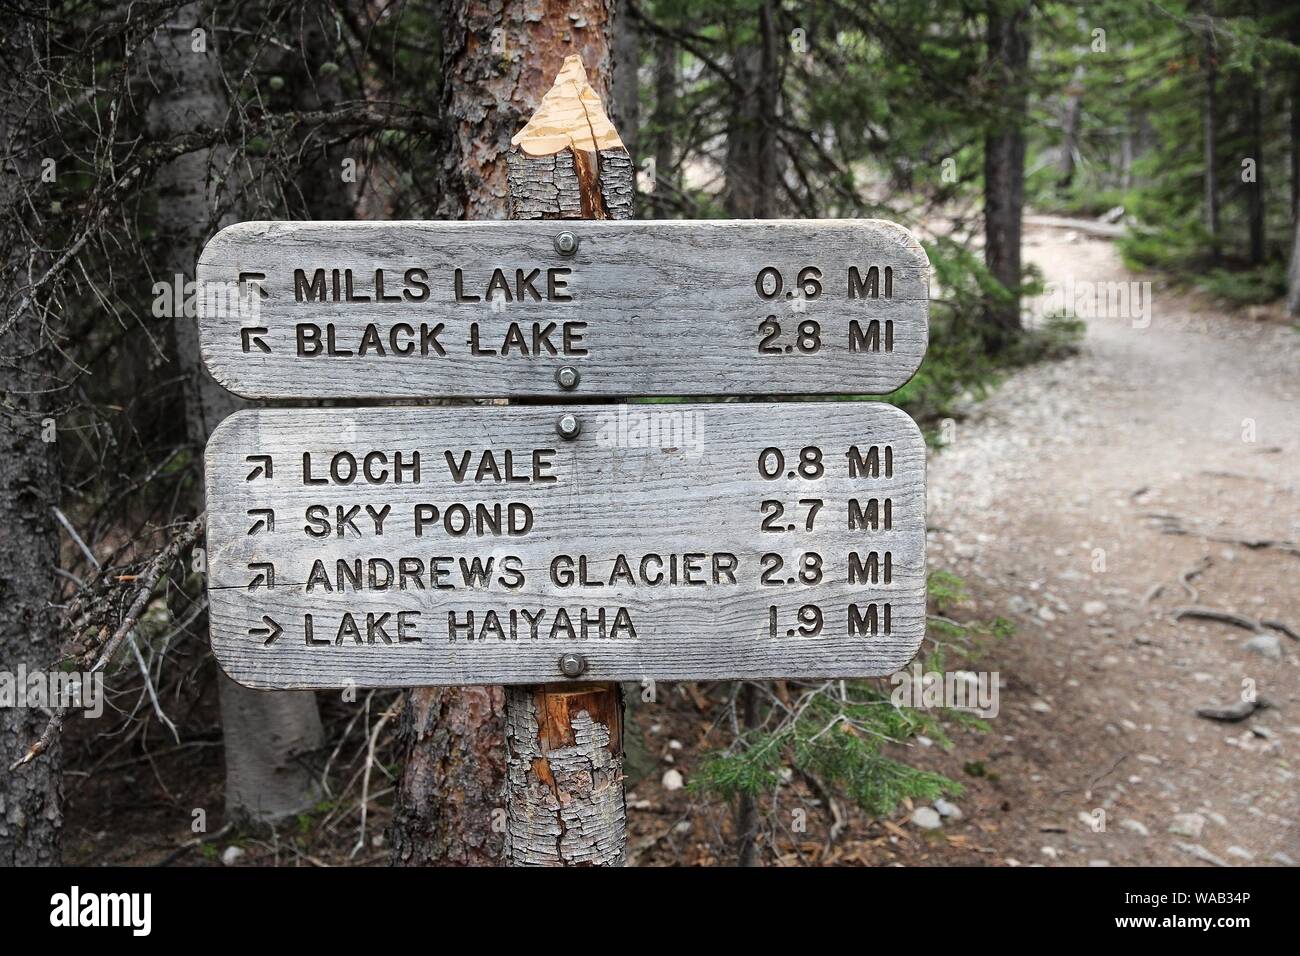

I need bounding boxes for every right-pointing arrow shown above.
[248,615,282,645]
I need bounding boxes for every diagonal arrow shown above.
[238,271,270,298]
[246,508,275,535]
[247,562,275,590]
[240,326,271,353]
[248,615,282,645]
[245,455,272,481]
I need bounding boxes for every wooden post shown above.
[502,55,631,866]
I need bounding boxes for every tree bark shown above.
[145,1,323,827]
[982,0,1030,350]
[0,8,63,866]
[503,55,630,866]
[390,685,506,865]
[392,1,617,866]
[734,682,761,866]
[436,0,616,221]
[1057,64,1085,188]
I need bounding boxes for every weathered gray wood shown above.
[502,51,630,869]
[204,401,926,688]
[195,218,929,399]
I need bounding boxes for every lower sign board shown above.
[205,402,926,688]
[196,219,929,399]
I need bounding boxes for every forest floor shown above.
[628,226,1300,866]
[62,226,1298,868]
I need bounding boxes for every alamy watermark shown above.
[1026,277,1152,328]
[595,405,705,458]
[0,665,104,718]
[890,663,999,718]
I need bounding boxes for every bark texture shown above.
[502,55,630,866]
[982,0,1031,349]
[145,2,323,826]
[0,9,64,866]
[505,686,625,865]
[438,0,616,220]
[390,685,506,865]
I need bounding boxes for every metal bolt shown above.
[559,652,587,678]
[556,413,581,440]
[555,365,580,390]
[554,231,579,257]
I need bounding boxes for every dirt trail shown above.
[915,227,1300,866]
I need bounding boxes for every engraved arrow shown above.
[247,562,275,590]
[248,615,282,645]
[246,508,275,535]
[245,455,272,480]
[238,271,270,298]
[240,326,271,353]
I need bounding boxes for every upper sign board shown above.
[204,401,926,688]
[196,219,929,399]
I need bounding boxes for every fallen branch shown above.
[1196,698,1271,722]
[1145,514,1300,557]
[1172,606,1262,633]
[9,516,205,771]
[1178,556,1212,603]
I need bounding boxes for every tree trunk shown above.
[724,0,781,218]
[145,1,324,827]
[392,0,617,866]
[612,0,640,172]
[435,0,616,221]
[0,8,63,866]
[649,34,677,217]
[1247,81,1265,266]
[982,0,1030,350]
[734,682,761,866]
[501,55,630,866]
[1057,64,1085,188]
[1290,34,1300,318]
[1287,215,1300,317]
[1203,0,1220,262]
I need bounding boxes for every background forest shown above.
[1,0,1297,867]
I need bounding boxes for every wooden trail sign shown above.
[203,401,926,690]
[195,218,930,399]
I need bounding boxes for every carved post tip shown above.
[510,54,625,157]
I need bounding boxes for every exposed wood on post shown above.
[505,685,626,865]
[508,56,632,220]
[394,0,618,867]
[505,54,630,866]
[438,0,616,220]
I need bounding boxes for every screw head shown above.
[555,365,580,389]
[554,231,579,257]
[556,413,581,440]
[559,652,587,678]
